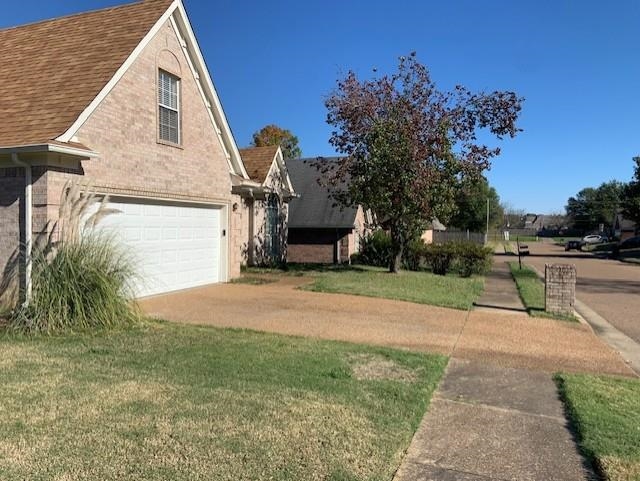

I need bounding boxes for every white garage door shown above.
[89,199,222,297]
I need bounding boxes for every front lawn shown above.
[0,322,446,480]
[556,373,640,481]
[303,266,484,310]
[508,262,577,321]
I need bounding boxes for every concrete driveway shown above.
[140,276,634,376]
[523,242,640,344]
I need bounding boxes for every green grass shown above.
[553,237,581,245]
[556,373,640,481]
[502,241,517,255]
[231,275,279,285]
[302,265,484,310]
[0,322,447,480]
[508,262,577,321]
[512,235,539,242]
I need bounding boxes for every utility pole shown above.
[485,198,489,244]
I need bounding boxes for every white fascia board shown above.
[0,143,100,158]
[172,2,249,179]
[168,15,235,176]
[56,1,179,143]
[272,147,295,194]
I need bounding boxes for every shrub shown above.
[423,243,456,275]
[402,238,428,271]
[355,230,392,267]
[421,242,492,277]
[354,233,492,277]
[451,242,493,277]
[10,182,139,334]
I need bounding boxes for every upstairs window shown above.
[158,70,180,144]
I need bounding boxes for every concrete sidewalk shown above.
[394,359,597,481]
[473,255,526,313]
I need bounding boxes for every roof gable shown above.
[239,145,295,194]
[239,146,280,183]
[0,0,249,178]
[286,157,358,229]
[0,0,173,147]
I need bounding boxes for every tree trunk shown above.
[390,249,402,273]
[389,225,403,273]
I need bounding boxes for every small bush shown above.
[452,242,493,277]
[402,238,428,271]
[421,242,492,276]
[354,233,492,277]
[423,243,456,275]
[356,231,392,267]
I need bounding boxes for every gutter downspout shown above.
[11,153,32,306]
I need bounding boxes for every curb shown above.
[526,263,639,376]
[574,299,640,377]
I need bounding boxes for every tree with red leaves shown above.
[323,52,523,272]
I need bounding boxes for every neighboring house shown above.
[286,158,369,264]
[524,213,545,231]
[421,219,447,244]
[233,146,295,265]
[614,212,637,241]
[0,0,283,303]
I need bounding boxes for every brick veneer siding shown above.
[288,244,335,264]
[0,169,24,306]
[0,166,50,307]
[288,228,352,264]
[43,20,238,280]
[230,194,248,277]
[545,263,576,315]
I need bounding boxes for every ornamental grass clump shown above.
[10,182,139,334]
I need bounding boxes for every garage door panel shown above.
[88,199,222,297]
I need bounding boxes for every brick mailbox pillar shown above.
[545,264,576,315]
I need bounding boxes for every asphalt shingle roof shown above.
[286,157,358,229]
[0,0,173,147]
[239,146,279,183]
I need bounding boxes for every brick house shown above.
[234,146,295,265]
[0,0,289,303]
[614,212,637,241]
[285,158,369,264]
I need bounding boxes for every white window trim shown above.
[158,70,181,145]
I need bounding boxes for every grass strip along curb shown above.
[555,372,640,481]
[508,262,577,322]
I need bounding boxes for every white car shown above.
[581,234,607,245]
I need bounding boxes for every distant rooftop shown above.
[285,157,358,229]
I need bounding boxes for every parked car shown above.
[611,236,640,257]
[565,240,582,251]
[581,234,607,245]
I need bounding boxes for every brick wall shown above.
[288,228,353,264]
[230,194,248,277]
[545,264,576,315]
[288,244,335,264]
[0,169,23,306]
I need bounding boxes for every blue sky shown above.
[3,0,639,213]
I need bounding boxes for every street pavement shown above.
[524,241,640,344]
